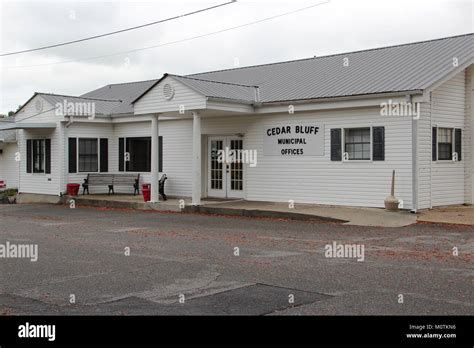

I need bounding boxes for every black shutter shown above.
[330,129,342,161]
[432,127,437,161]
[118,138,124,172]
[125,138,130,171]
[26,139,32,173]
[100,138,108,172]
[372,126,385,161]
[455,128,462,161]
[45,139,51,174]
[159,136,163,172]
[68,138,77,173]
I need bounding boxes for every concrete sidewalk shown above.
[187,200,417,227]
[62,194,417,228]
[418,205,474,225]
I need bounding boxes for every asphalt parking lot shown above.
[0,204,473,315]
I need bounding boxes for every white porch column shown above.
[192,111,201,205]
[150,114,160,203]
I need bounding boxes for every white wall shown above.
[113,120,193,196]
[0,142,19,189]
[428,70,468,207]
[14,101,416,208]
[65,123,115,194]
[133,76,206,115]
[15,96,62,195]
[466,66,474,205]
[201,108,413,208]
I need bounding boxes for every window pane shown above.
[78,138,98,172]
[32,139,45,173]
[345,128,370,160]
[437,128,453,160]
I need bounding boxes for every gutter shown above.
[410,93,418,213]
[262,90,424,106]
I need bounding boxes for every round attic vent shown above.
[163,83,175,101]
[35,99,44,113]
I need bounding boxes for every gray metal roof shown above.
[0,129,16,142]
[170,74,258,103]
[81,79,158,114]
[15,34,474,115]
[37,93,122,116]
[186,33,473,103]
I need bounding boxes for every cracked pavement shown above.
[0,204,473,315]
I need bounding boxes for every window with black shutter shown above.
[32,139,46,173]
[437,128,453,160]
[344,128,371,160]
[432,127,437,161]
[119,136,163,172]
[78,138,98,172]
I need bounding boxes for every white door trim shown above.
[207,136,245,199]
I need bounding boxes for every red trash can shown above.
[142,183,151,202]
[66,183,80,196]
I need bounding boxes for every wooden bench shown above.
[82,173,140,195]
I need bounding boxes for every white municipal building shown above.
[0,34,473,212]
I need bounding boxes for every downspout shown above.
[410,94,418,213]
[429,92,433,209]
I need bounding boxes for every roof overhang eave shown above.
[0,123,57,130]
[261,90,425,106]
[206,96,256,105]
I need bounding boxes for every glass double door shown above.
[208,136,244,199]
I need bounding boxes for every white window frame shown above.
[31,138,46,175]
[77,138,100,173]
[433,126,460,162]
[342,126,373,162]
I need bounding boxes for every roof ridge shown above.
[189,32,474,77]
[171,74,258,88]
[37,92,122,102]
[103,78,159,87]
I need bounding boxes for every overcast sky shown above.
[0,0,472,114]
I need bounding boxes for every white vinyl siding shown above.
[0,142,19,189]
[201,107,413,209]
[65,123,114,194]
[133,77,206,115]
[465,66,473,204]
[18,129,58,195]
[429,71,467,207]
[14,96,61,195]
[114,120,193,197]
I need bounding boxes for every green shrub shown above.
[1,188,18,197]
